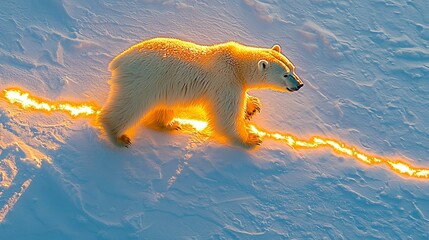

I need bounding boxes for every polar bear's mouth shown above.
[287,84,304,92]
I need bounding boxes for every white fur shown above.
[99,38,303,147]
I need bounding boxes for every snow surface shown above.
[1,0,429,239]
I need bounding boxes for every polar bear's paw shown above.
[245,96,261,121]
[246,133,262,146]
[118,134,132,148]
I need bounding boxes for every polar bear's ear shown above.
[258,60,268,71]
[272,44,281,52]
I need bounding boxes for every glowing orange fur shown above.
[2,88,428,180]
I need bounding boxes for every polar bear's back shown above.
[109,38,214,71]
[106,38,236,106]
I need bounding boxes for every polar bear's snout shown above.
[286,73,304,92]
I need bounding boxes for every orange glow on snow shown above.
[172,106,209,132]
[247,125,428,179]
[3,89,100,117]
[174,118,208,132]
[2,88,428,180]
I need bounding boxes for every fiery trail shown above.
[173,118,208,132]
[2,88,428,180]
[247,125,429,179]
[3,89,100,117]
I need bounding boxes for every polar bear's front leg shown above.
[212,91,262,147]
[245,94,261,121]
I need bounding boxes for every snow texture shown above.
[1,0,428,239]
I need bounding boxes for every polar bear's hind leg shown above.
[100,90,152,147]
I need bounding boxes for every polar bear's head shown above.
[257,45,304,93]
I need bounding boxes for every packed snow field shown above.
[1,0,428,239]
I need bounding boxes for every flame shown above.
[3,89,100,117]
[174,118,208,132]
[247,125,428,179]
[2,88,428,180]
[172,106,209,132]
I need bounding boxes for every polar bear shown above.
[99,38,303,147]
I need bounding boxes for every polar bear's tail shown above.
[108,55,124,72]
